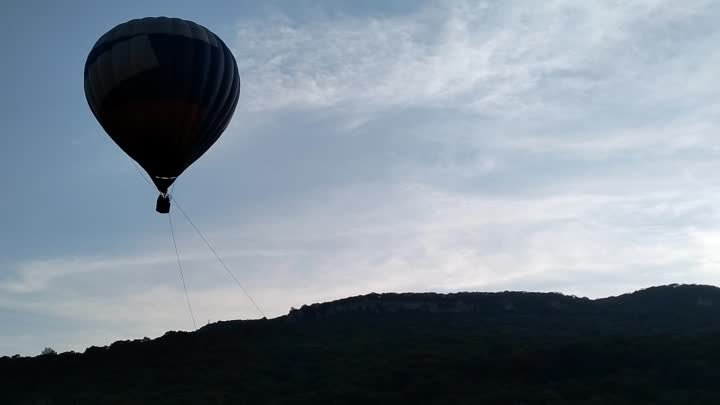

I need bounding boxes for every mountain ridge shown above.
[7,283,717,359]
[4,283,720,404]
[286,283,720,320]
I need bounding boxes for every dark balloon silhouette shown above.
[84,17,240,213]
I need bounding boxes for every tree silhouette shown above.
[40,347,56,356]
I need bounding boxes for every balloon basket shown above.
[156,194,171,214]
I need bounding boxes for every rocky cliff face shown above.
[287,291,576,320]
[287,284,720,323]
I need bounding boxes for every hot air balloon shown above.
[84,17,240,213]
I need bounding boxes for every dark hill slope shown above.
[3,284,720,404]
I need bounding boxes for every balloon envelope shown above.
[84,17,240,197]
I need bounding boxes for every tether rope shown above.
[173,199,267,319]
[169,212,197,330]
[128,157,266,319]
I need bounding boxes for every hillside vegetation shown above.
[3,284,720,404]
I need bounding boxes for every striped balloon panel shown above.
[84,17,240,192]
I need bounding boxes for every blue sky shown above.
[3,0,720,356]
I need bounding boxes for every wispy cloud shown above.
[7,179,717,321]
[233,0,720,156]
[235,1,716,110]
